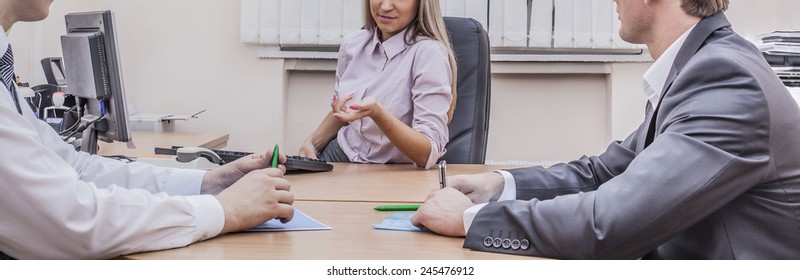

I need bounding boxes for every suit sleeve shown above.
[464,53,771,259]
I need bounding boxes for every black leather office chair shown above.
[439,17,491,164]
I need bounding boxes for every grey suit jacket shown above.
[464,13,800,259]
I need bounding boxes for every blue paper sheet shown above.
[248,209,331,232]
[372,212,430,232]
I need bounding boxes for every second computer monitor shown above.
[61,10,130,153]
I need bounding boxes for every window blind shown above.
[241,0,641,51]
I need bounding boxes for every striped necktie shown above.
[0,47,20,260]
[1,45,23,114]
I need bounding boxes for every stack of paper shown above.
[757,31,800,88]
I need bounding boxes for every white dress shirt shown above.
[643,25,697,109]
[0,28,224,259]
[463,25,698,233]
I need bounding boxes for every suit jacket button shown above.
[520,239,530,250]
[502,238,512,249]
[483,237,493,247]
[492,238,502,248]
[511,239,521,250]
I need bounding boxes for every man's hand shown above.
[201,149,286,194]
[215,168,294,234]
[449,172,505,204]
[411,188,475,237]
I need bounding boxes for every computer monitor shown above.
[60,10,131,154]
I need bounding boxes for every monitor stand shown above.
[79,114,107,155]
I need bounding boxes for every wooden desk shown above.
[289,163,523,203]
[123,200,540,260]
[97,131,229,158]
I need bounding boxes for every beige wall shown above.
[284,71,335,154]
[6,0,799,163]
[488,73,610,162]
[10,0,285,151]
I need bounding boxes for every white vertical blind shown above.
[319,0,344,45]
[574,0,593,49]
[342,0,362,40]
[503,0,528,47]
[259,0,281,44]
[592,0,614,49]
[553,0,575,48]
[240,0,260,43]
[487,0,528,47]
[279,0,301,45]
[444,0,465,18]
[487,0,504,48]
[529,0,553,48]
[440,0,488,30]
[301,0,320,45]
[241,0,642,52]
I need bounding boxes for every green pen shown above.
[374,204,421,211]
[271,144,280,168]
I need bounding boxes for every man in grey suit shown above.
[412,0,800,259]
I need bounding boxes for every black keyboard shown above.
[284,155,334,172]
[154,146,333,173]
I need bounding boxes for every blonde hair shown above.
[363,0,458,121]
[681,0,729,17]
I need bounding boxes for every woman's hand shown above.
[331,93,354,115]
[297,140,319,159]
[333,96,381,122]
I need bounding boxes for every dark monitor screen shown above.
[40,57,67,86]
[61,10,130,153]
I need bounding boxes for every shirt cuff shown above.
[463,203,488,234]
[495,170,517,201]
[164,168,207,196]
[419,137,442,170]
[463,171,517,233]
[185,194,226,240]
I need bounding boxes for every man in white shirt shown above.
[413,0,800,259]
[0,0,294,259]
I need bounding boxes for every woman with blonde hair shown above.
[299,0,457,169]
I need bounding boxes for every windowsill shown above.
[278,59,645,75]
[491,53,652,62]
[258,47,653,63]
[258,49,339,60]
[263,48,653,74]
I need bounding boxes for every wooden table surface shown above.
[288,163,524,203]
[122,200,541,260]
[97,131,229,158]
